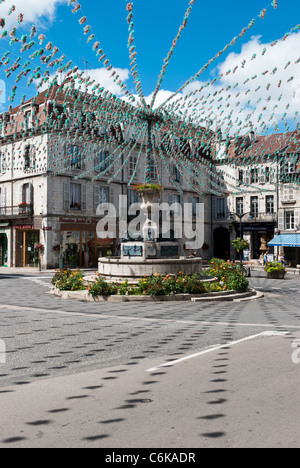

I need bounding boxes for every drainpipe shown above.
[10,142,14,267]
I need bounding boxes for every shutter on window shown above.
[1,187,6,214]
[64,181,70,211]
[278,210,285,231]
[19,184,23,205]
[81,184,87,211]
[29,183,34,207]
[109,187,115,206]
[94,185,100,212]
[212,198,217,219]
[295,210,299,229]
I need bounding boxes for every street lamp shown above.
[228,212,253,264]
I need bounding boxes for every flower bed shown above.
[52,264,249,298]
[208,259,249,292]
[264,261,286,279]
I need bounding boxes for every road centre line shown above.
[0,304,300,331]
[146,331,290,372]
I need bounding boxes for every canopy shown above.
[268,234,300,248]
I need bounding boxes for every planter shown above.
[267,271,286,279]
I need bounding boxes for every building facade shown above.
[0,88,213,269]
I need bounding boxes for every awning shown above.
[268,234,300,248]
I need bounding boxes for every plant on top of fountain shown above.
[134,184,163,192]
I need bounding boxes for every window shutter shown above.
[295,210,300,230]
[212,198,217,219]
[1,187,6,214]
[19,184,24,204]
[81,184,87,211]
[94,185,100,212]
[64,181,70,211]
[244,171,250,185]
[29,183,34,206]
[109,186,115,206]
[278,210,284,231]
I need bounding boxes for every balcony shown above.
[0,204,33,219]
[248,212,277,223]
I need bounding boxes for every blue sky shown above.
[1,0,300,134]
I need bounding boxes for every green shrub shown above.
[264,261,286,274]
[88,276,118,297]
[52,269,86,291]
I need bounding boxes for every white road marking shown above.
[146,331,289,372]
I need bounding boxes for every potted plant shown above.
[265,261,286,279]
[232,237,250,264]
[34,242,45,272]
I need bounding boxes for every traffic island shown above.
[48,287,263,303]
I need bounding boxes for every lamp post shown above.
[228,212,253,264]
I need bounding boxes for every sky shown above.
[0,0,300,135]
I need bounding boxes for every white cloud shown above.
[0,0,64,29]
[36,66,130,97]
[160,33,300,136]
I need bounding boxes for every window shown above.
[0,152,5,174]
[128,189,139,207]
[70,183,81,210]
[285,211,295,230]
[217,198,226,219]
[236,197,244,216]
[129,156,138,178]
[96,150,110,172]
[192,196,200,217]
[265,167,270,183]
[65,144,82,170]
[24,145,36,170]
[24,110,32,129]
[170,163,180,183]
[266,195,274,214]
[150,158,157,181]
[250,196,259,217]
[251,168,259,184]
[281,156,296,175]
[238,170,244,184]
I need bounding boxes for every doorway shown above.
[16,230,40,268]
[0,233,8,266]
[214,227,230,260]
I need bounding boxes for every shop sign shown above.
[59,218,98,224]
[13,225,34,230]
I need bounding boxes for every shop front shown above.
[14,225,40,268]
[60,220,114,268]
[241,223,275,260]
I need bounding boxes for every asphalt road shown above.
[0,270,299,448]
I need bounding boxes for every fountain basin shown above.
[98,256,202,283]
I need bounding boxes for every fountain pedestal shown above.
[98,188,202,282]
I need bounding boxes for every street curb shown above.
[48,287,263,303]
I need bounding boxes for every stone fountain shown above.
[98,187,202,283]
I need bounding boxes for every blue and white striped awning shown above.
[268,234,300,248]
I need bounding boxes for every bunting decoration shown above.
[0,0,299,195]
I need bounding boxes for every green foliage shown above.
[264,261,286,274]
[52,269,86,291]
[88,276,118,297]
[208,259,249,292]
[232,237,250,253]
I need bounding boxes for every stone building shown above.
[212,131,300,264]
[0,86,213,269]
